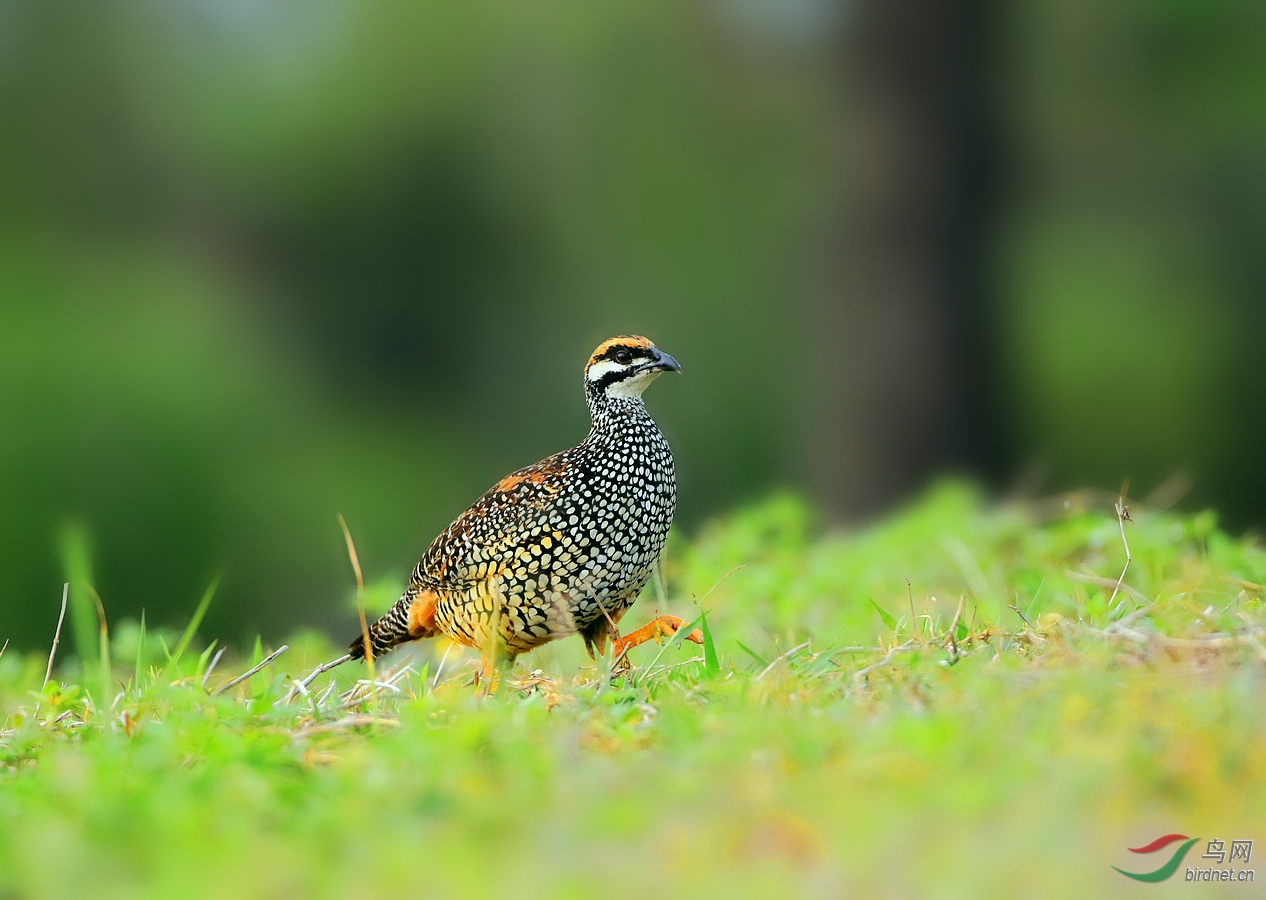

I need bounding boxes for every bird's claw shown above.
[612,614,704,656]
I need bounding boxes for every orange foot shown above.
[612,615,704,662]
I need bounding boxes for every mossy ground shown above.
[2,483,1263,898]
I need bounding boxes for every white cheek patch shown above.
[605,368,661,398]
[586,360,622,382]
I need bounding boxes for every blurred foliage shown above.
[1,485,1264,897]
[0,1,832,647]
[1,0,1264,648]
[997,0,1266,506]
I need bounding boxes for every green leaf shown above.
[871,599,898,631]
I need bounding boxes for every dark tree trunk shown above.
[808,0,1002,518]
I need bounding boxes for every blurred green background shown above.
[2,0,1263,649]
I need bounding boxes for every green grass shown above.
[2,482,1264,898]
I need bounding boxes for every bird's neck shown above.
[585,392,654,440]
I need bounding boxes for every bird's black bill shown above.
[649,349,682,373]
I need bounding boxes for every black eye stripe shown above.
[600,344,650,364]
[594,367,636,390]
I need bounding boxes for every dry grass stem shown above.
[853,640,918,683]
[592,593,629,671]
[1106,496,1133,609]
[279,653,354,706]
[1103,601,1159,633]
[210,645,289,697]
[201,647,227,689]
[946,593,966,660]
[292,716,401,740]
[432,640,456,691]
[44,583,69,690]
[1064,570,1150,605]
[339,662,415,710]
[755,640,811,680]
[338,514,374,676]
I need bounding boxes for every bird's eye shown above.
[615,349,633,364]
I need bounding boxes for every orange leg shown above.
[611,615,704,661]
[472,652,507,696]
[476,634,515,697]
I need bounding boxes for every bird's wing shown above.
[409,450,577,591]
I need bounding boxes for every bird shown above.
[343,334,699,687]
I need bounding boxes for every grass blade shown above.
[699,610,720,676]
[163,576,220,677]
[734,639,768,669]
[196,640,219,682]
[59,522,99,667]
[87,585,111,705]
[249,635,264,694]
[134,610,146,686]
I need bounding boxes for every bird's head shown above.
[584,335,681,401]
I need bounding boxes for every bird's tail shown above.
[347,590,417,661]
[347,586,442,661]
